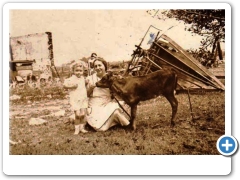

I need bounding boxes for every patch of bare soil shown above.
[9,91,225,155]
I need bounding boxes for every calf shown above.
[96,69,178,130]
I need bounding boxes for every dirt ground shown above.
[9,90,225,155]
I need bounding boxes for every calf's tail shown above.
[168,68,178,91]
[174,73,178,91]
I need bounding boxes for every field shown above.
[9,86,225,155]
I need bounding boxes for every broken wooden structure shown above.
[125,25,225,92]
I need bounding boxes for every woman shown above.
[86,57,130,131]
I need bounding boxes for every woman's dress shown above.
[86,73,120,130]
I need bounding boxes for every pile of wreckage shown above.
[125,25,225,93]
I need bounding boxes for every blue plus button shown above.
[217,135,238,156]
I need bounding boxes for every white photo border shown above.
[3,2,231,176]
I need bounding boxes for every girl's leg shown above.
[98,109,129,131]
[74,110,81,135]
[78,108,88,133]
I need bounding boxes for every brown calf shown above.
[96,69,178,130]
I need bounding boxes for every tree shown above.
[147,9,225,61]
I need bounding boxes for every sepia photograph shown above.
[3,2,233,176]
[8,7,226,155]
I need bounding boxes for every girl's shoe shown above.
[80,128,88,133]
[79,124,88,133]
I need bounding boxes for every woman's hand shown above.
[85,78,90,85]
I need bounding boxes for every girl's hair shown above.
[71,60,87,72]
[93,57,108,71]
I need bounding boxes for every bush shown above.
[10,84,68,103]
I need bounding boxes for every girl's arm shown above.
[63,84,78,90]
[63,78,78,90]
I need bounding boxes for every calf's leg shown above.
[164,93,178,127]
[130,105,137,130]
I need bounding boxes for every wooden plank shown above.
[157,35,225,90]
[16,65,33,70]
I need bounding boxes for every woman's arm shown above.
[86,84,95,97]
[86,76,95,97]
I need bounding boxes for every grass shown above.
[9,87,225,155]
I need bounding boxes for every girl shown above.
[63,61,88,135]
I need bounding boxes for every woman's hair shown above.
[93,57,108,71]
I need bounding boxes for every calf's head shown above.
[96,72,127,89]
[95,72,113,88]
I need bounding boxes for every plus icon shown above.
[222,139,233,151]
[217,135,238,156]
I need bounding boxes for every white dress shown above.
[63,75,88,111]
[86,73,120,130]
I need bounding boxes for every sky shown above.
[10,9,206,66]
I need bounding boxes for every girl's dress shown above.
[64,75,88,111]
